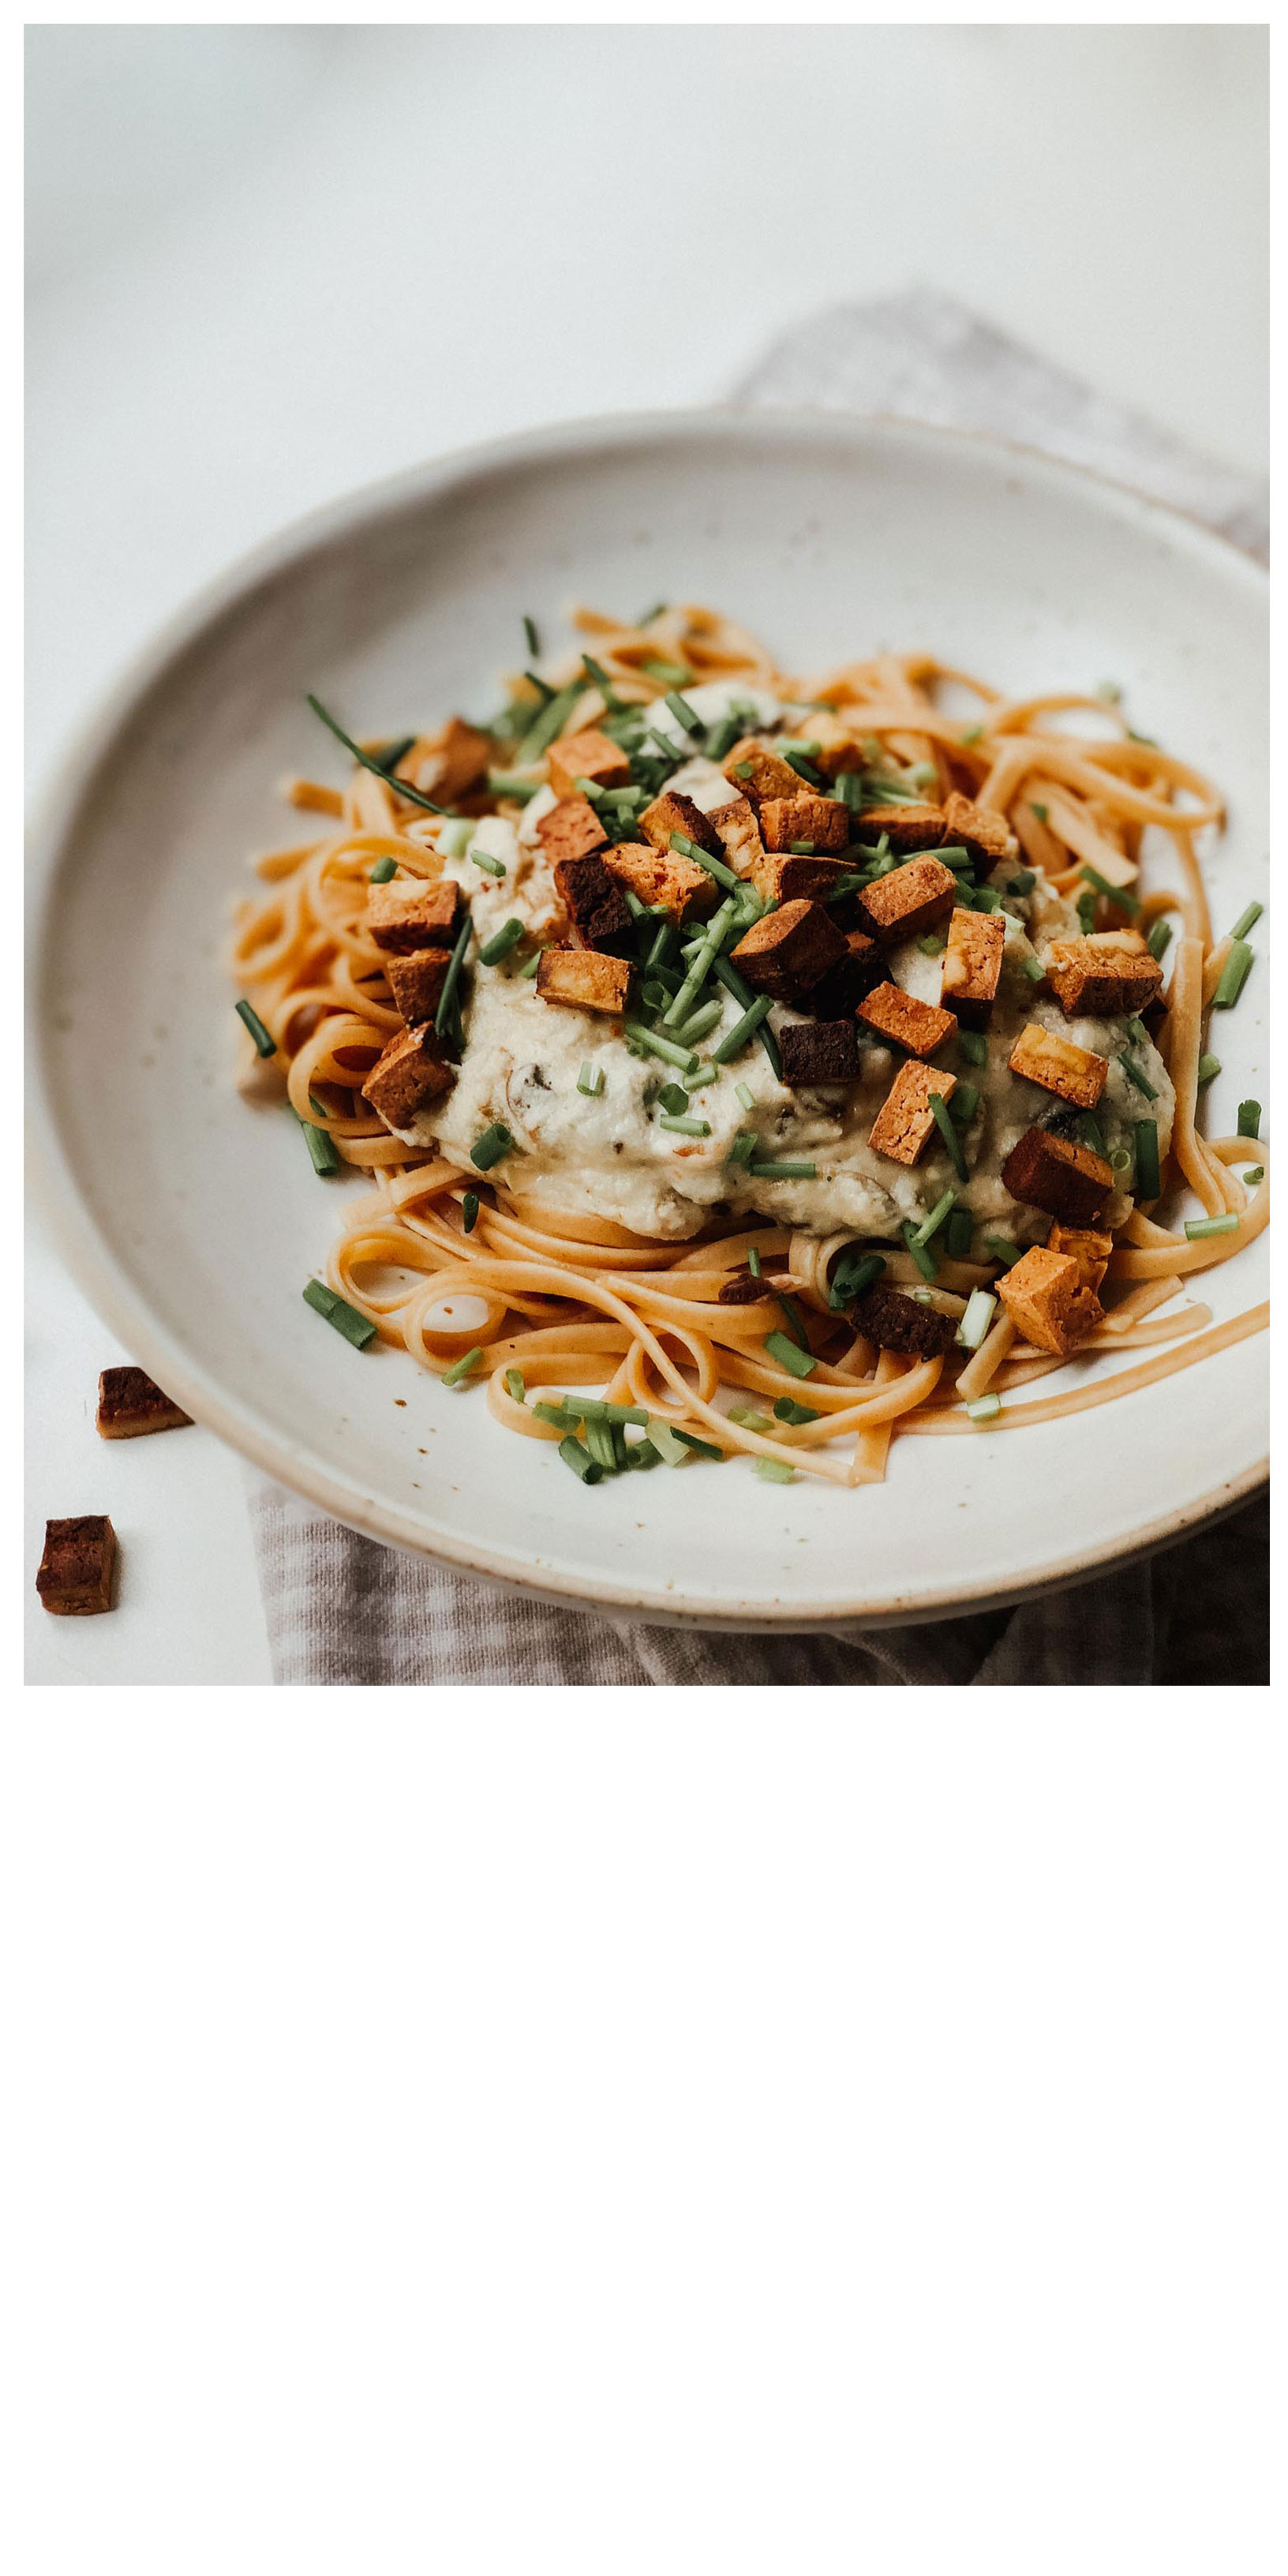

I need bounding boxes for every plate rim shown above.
[26,407,1269,1629]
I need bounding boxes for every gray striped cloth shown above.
[249,291,1269,1687]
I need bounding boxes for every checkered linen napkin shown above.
[249,291,1269,1687]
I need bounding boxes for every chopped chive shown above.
[372,735,416,777]
[297,1111,339,1175]
[577,1061,605,1098]
[433,907,474,1045]
[960,724,985,746]
[711,989,775,1067]
[900,1220,938,1282]
[1006,869,1036,897]
[664,690,703,737]
[306,695,452,814]
[1237,1099,1261,1137]
[302,1279,376,1348]
[943,1208,974,1261]
[983,1236,1021,1268]
[1120,1054,1158,1100]
[626,1439,661,1470]
[522,671,555,706]
[235,997,276,1057]
[470,1121,514,1171]
[1029,803,1049,825]
[1126,1015,1150,1045]
[1196,1052,1221,1088]
[369,855,398,885]
[1080,865,1140,914]
[522,613,540,657]
[774,1287,810,1350]
[646,1419,700,1468]
[949,1081,980,1125]
[727,1131,757,1168]
[755,1457,796,1484]
[957,1029,987,1068]
[517,949,544,978]
[671,1426,724,1459]
[516,678,585,765]
[443,1345,481,1387]
[668,829,741,893]
[912,1188,957,1249]
[735,1080,757,1112]
[1230,900,1263,942]
[728,1406,775,1433]
[930,1093,968,1180]
[461,1191,479,1234]
[704,715,742,762]
[1079,1111,1107,1157]
[1245,1166,1264,1185]
[747,1245,762,1279]
[917,933,945,957]
[966,1393,1002,1423]
[642,657,691,687]
[1095,680,1122,706]
[504,1368,525,1402]
[1133,1118,1160,1200]
[1076,891,1097,933]
[788,839,817,856]
[659,1112,710,1136]
[657,1082,689,1114]
[623,1020,700,1074]
[488,770,541,802]
[558,1434,603,1485]
[1147,919,1173,961]
[749,1159,816,1181]
[437,818,474,858]
[773,1395,820,1425]
[673,998,724,1049]
[764,1330,816,1380]
[1021,955,1046,985]
[829,1250,886,1310]
[1185,1214,1239,1241]
[1211,940,1254,1009]
[469,844,506,878]
[956,1288,998,1350]
[478,917,525,965]
[583,1417,618,1471]
[579,654,626,711]
[1110,1147,1132,1173]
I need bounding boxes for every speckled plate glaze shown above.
[27,414,1268,1627]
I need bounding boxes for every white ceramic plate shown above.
[28,414,1268,1627]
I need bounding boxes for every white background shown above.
[25,21,1268,1687]
[16,29,1280,2572]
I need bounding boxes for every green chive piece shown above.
[1110,1148,1133,1174]
[1120,1054,1158,1101]
[307,695,449,814]
[659,1113,710,1137]
[960,724,985,746]
[1147,919,1173,961]
[670,1426,724,1459]
[469,845,505,878]
[930,1093,968,1180]
[516,678,584,766]
[1080,1112,1107,1158]
[580,653,626,710]
[983,1236,1022,1268]
[434,908,474,1043]
[829,1250,886,1310]
[900,1220,938,1282]
[773,1395,820,1425]
[504,1368,525,1402]
[966,1393,1002,1423]
[664,690,703,737]
[712,990,774,1066]
[957,1029,987,1068]
[1126,1014,1150,1045]
[522,613,540,657]
[297,1111,339,1175]
[747,1245,762,1279]
[1133,1118,1161,1200]
[470,1121,514,1171]
[1237,1100,1261,1137]
[789,839,817,856]
[727,1132,757,1168]
[478,917,525,966]
[437,818,474,858]
[1211,940,1254,1009]
[657,1083,689,1114]
[517,950,543,978]
[1076,891,1097,933]
[735,1080,757,1112]
[559,1435,603,1485]
[443,1346,481,1387]
[1185,1214,1239,1241]
[641,657,692,687]
[956,1289,998,1350]
[577,1062,605,1098]
[917,933,945,957]
[1030,803,1050,824]
[369,855,398,885]
[1080,865,1140,914]
[235,998,276,1058]
[774,1287,810,1350]
[626,1439,661,1470]
[912,1188,957,1249]
[1006,869,1036,897]
[673,998,724,1050]
[623,1020,699,1075]
[461,1191,479,1234]
[646,1419,695,1468]
[728,1406,775,1434]
[1021,956,1046,985]
[764,1331,816,1380]
[303,1279,376,1348]
[488,770,541,803]
[748,1159,817,1181]
[667,829,741,894]
[1196,1052,1221,1088]
[950,1082,980,1126]
[1245,1167,1264,1186]
[755,1458,796,1484]
[1095,680,1122,706]
[1230,901,1263,942]
[943,1209,974,1261]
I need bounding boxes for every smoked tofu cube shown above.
[385,947,453,1024]
[729,898,847,1002]
[638,789,721,856]
[1047,1224,1114,1291]
[395,717,490,805]
[857,981,957,1059]
[778,1019,864,1086]
[997,1245,1104,1356]
[536,946,631,1014]
[858,854,958,945]
[1009,1020,1109,1110]
[757,793,850,854]
[796,712,864,781]
[602,837,717,923]
[361,1024,455,1125]
[535,796,609,866]
[552,854,634,953]
[940,906,1005,1025]
[1044,936,1165,1018]
[706,792,764,881]
[750,850,846,908]
[36,1515,118,1616]
[721,737,803,808]
[940,792,1018,867]
[854,802,947,856]
[367,878,462,953]
[1001,1125,1114,1225]
[868,1061,957,1166]
[803,930,882,1020]
[546,728,631,799]
[850,1282,957,1357]
[96,1367,191,1440]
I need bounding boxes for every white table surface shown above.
[26,24,1267,1684]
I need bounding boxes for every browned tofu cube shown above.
[1009,1020,1108,1110]
[721,737,803,808]
[638,789,721,856]
[706,792,764,880]
[1001,1125,1114,1225]
[750,851,846,908]
[940,907,1005,1025]
[367,878,462,953]
[857,855,958,945]
[854,802,947,856]
[386,947,452,1024]
[868,1061,957,1166]
[36,1515,118,1616]
[546,728,631,799]
[857,982,957,1059]
[941,792,1017,867]
[603,837,717,924]
[758,793,850,854]
[395,717,490,806]
[778,1019,864,1086]
[1044,936,1165,1019]
[1047,1224,1114,1291]
[798,713,863,781]
[361,1024,456,1125]
[552,854,634,953]
[850,1282,957,1357]
[536,946,631,1014]
[96,1367,192,1440]
[997,1245,1104,1356]
[535,796,608,866]
[729,898,847,1002]
[804,929,883,1020]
